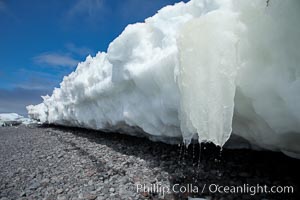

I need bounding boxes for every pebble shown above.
[57,195,67,200]
[239,172,250,177]
[109,188,115,193]
[41,178,50,185]
[0,125,298,200]
[19,191,26,197]
[56,189,64,194]
[86,194,97,200]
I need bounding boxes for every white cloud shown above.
[33,53,79,68]
[14,69,60,90]
[0,0,6,12]
[66,43,94,56]
[0,0,17,19]
[66,0,105,22]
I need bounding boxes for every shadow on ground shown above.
[42,124,300,200]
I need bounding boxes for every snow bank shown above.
[0,113,36,126]
[27,0,300,158]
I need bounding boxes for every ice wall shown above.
[27,0,300,158]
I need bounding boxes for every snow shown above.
[27,0,300,158]
[0,113,36,126]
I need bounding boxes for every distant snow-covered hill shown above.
[0,113,36,127]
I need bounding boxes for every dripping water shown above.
[178,142,184,165]
[192,142,196,167]
[192,142,195,182]
[197,142,202,172]
[218,146,223,177]
[194,142,202,183]
[184,143,188,164]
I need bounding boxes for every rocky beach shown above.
[0,125,299,200]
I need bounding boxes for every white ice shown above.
[0,113,36,126]
[27,0,300,158]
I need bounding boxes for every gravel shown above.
[0,124,299,200]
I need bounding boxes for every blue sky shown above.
[0,0,187,115]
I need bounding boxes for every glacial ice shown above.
[27,0,300,158]
[0,113,36,126]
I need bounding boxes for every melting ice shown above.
[27,0,300,158]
